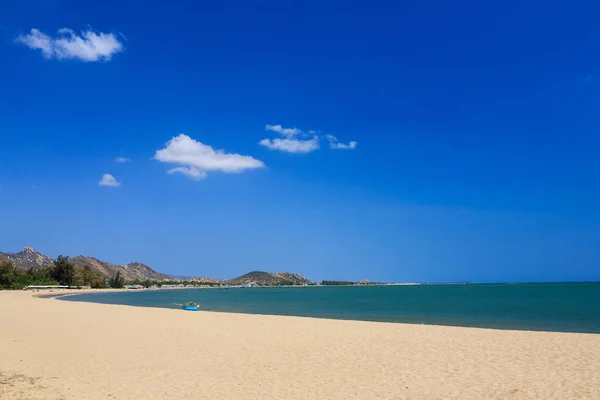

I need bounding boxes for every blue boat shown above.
[182,302,199,311]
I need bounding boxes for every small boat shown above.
[182,302,199,311]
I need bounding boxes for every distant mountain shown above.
[70,256,172,282]
[185,276,222,284]
[0,247,54,270]
[122,262,172,282]
[226,271,313,286]
[171,275,192,280]
[70,256,123,280]
[0,247,312,285]
[275,272,314,285]
[1,247,172,282]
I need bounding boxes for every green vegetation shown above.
[320,280,385,286]
[0,256,106,290]
[1,253,315,290]
[321,280,357,286]
[0,259,57,289]
[51,255,75,287]
[127,279,221,288]
[108,271,125,288]
[76,265,106,288]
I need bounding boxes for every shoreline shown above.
[39,287,600,335]
[32,288,125,299]
[1,290,599,399]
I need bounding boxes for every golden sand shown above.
[1,291,599,399]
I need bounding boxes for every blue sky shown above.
[1,0,599,282]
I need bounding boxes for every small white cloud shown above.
[16,28,124,62]
[261,124,319,153]
[259,136,320,153]
[261,124,356,153]
[99,174,121,187]
[330,141,357,150]
[326,134,357,150]
[115,157,130,163]
[265,124,301,137]
[154,134,265,180]
[16,29,53,58]
[167,167,207,181]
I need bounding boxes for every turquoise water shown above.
[61,283,600,333]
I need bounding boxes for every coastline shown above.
[29,285,212,299]
[32,288,126,299]
[50,284,600,334]
[1,291,599,399]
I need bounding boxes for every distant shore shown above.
[32,288,123,299]
[1,290,599,399]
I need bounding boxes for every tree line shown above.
[0,256,215,290]
[320,280,384,286]
[126,279,220,288]
[0,256,123,290]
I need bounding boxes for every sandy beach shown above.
[1,291,599,399]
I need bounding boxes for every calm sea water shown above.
[61,283,600,333]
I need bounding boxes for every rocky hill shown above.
[1,247,312,285]
[122,262,172,282]
[185,276,222,284]
[1,247,172,282]
[0,247,54,270]
[226,271,313,286]
[68,257,172,282]
[275,272,313,285]
[70,256,123,279]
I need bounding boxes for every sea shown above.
[60,283,600,333]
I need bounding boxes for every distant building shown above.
[162,284,185,289]
[124,284,144,290]
[25,285,69,290]
[24,285,91,290]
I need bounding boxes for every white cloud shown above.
[261,124,319,153]
[16,28,124,62]
[326,134,357,150]
[259,136,320,153]
[115,157,130,163]
[265,124,301,137]
[154,134,265,180]
[167,167,207,181]
[261,124,357,153]
[330,141,358,150]
[99,174,120,187]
